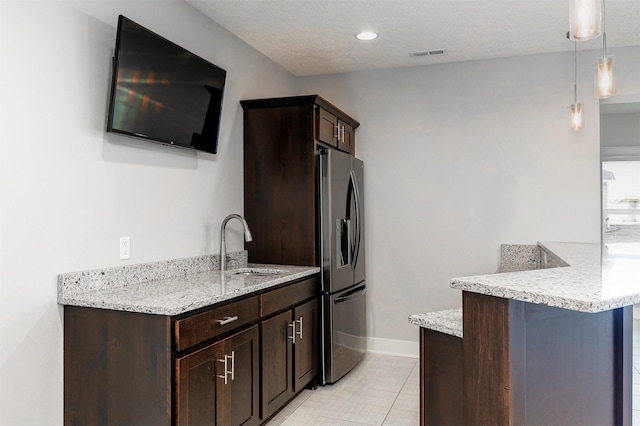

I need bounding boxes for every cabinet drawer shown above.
[175,296,259,351]
[337,120,355,154]
[316,107,338,148]
[260,277,317,318]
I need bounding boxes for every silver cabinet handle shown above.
[217,351,235,385]
[229,350,235,381]
[334,124,341,142]
[288,322,296,343]
[217,316,238,326]
[340,125,345,144]
[296,317,303,340]
[217,357,227,384]
[217,355,229,384]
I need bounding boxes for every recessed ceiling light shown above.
[355,31,378,41]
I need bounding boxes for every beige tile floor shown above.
[268,319,640,425]
[267,354,419,426]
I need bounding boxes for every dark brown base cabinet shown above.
[176,326,260,426]
[419,329,463,426]
[64,276,318,426]
[261,299,318,420]
[462,292,632,426]
[418,292,633,426]
[64,307,172,426]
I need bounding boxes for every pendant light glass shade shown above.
[569,0,602,41]
[594,1,614,98]
[570,103,584,131]
[596,27,615,98]
[596,56,615,98]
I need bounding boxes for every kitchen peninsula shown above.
[59,253,320,425]
[410,242,640,425]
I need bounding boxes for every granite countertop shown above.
[408,309,463,338]
[451,241,640,313]
[59,254,319,316]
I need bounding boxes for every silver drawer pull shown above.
[217,316,238,326]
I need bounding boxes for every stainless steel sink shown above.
[226,268,285,276]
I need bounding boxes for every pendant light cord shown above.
[574,41,578,103]
[602,0,607,57]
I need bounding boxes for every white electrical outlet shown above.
[119,236,130,260]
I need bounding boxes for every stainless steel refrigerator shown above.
[318,148,366,385]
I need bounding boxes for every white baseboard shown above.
[366,336,419,358]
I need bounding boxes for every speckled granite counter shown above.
[409,241,640,329]
[408,309,463,337]
[451,241,640,313]
[58,253,319,316]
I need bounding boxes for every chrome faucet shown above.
[219,214,253,272]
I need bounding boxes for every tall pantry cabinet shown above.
[240,95,360,267]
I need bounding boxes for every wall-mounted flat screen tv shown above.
[107,15,226,154]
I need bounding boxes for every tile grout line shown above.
[379,360,418,425]
[379,384,404,425]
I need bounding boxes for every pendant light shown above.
[569,0,602,41]
[570,41,583,131]
[596,0,615,98]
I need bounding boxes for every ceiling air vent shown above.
[409,49,447,58]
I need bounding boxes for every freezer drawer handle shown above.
[216,316,238,326]
[334,285,366,304]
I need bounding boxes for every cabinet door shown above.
[176,326,259,426]
[337,120,355,154]
[176,339,224,425]
[316,107,338,148]
[260,310,295,420]
[293,299,318,391]
[224,325,260,426]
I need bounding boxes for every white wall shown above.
[601,112,640,147]
[299,46,640,348]
[0,1,298,424]
[2,1,639,422]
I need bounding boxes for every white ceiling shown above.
[185,0,640,77]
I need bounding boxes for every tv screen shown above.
[107,15,226,154]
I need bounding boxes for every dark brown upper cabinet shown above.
[315,106,355,154]
[241,95,360,267]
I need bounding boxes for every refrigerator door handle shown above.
[336,218,351,267]
[334,285,366,304]
[349,170,362,270]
